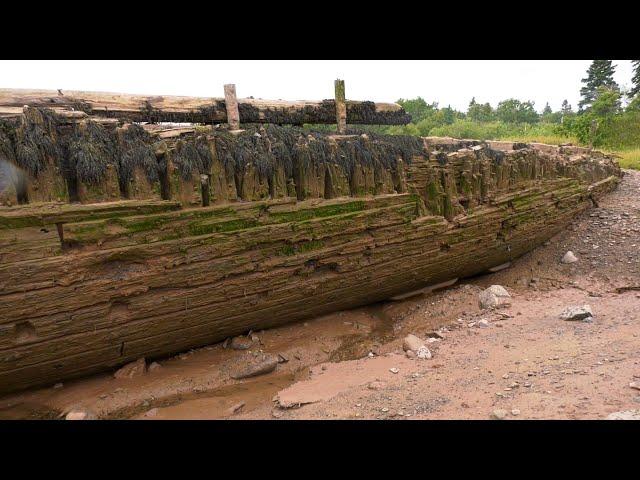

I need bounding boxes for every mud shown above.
[1,169,638,420]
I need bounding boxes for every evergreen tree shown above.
[561,99,572,114]
[630,60,640,98]
[579,60,619,110]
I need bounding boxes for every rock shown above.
[277,353,289,363]
[368,381,386,390]
[148,362,162,372]
[606,410,640,420]
[559,305,593,321]
[477,319,490,328]
[403,334,425,352]
[561,251,578,264]
[113,357,147,379]
[66,409,98,420]
[630,382,640,391]
[416,346,432,359]
[427,331,445,340]
[389,367,400,374]
[144,408,159,418]
[479,285,512,309]
[490,409,508,420]
[230,336,253,350]
[53,382,63,389]
[511,409,521,416]
[230,354,278,379]
[405,350,416,359]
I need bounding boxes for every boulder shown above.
[113,358,147,379]
[479,285,511,309]
[559,305,593,321]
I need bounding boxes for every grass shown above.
[608,148,640,170]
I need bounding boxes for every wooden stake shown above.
[335,79,347,134]
[224,84,240,130]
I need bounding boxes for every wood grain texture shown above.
[0,140,621,393]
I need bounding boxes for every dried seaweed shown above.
[118,124,159,189]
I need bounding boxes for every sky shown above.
[0,60,635,113]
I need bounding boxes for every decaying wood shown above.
[0,88,411,125]
[0,138,622,393]
[223,84,240,130]
[335,79,347,134]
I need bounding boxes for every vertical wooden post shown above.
[224,84,240,130]
[335,79,347,134]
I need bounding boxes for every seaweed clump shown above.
[67,120,118,185]
[118,124,160,188]
[173,135,214,180]
[0,119,17,164]
[14,108,62,177]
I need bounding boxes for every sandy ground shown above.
[1,170,639,421]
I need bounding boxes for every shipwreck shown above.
[0,83,621,393]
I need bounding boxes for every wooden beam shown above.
[0,88,411,126]
[335,79,347,134]
[224,84,240,130]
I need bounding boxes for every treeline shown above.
[385,60,640,151]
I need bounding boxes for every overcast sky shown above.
[0,60,635,113]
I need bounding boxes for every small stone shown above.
[66,409,98,420]
[403,334,425,352]
[477,319,490,328]
[368,381,386,390]
[144,408,159,418]
[389,367,400,374]
[405,350,416,359]
[630,382,640,391]
[230,336,253,350]
[559,305,593,322]
[416,346,432,359]
[148,362,162,372]
[606,410,640,420]
[511,409,520,416]
[230,354,278,379]
[490,409,508,420]
[479,285,511,309]
[561,251,578,264]
[53,382,63,389]
[114,357,147,379]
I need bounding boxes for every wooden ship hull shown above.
[0,89,622,393]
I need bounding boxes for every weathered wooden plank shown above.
[0,88,411,125]
[0,199,182,229]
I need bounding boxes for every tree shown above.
[396,97,437,124]
[579,60,619,110]
[541,103,561,123]
[630,60,640,99]
[590,86,621,117]
[467,99,494,122]
[495,99,539,123]
[561,99,573,114]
